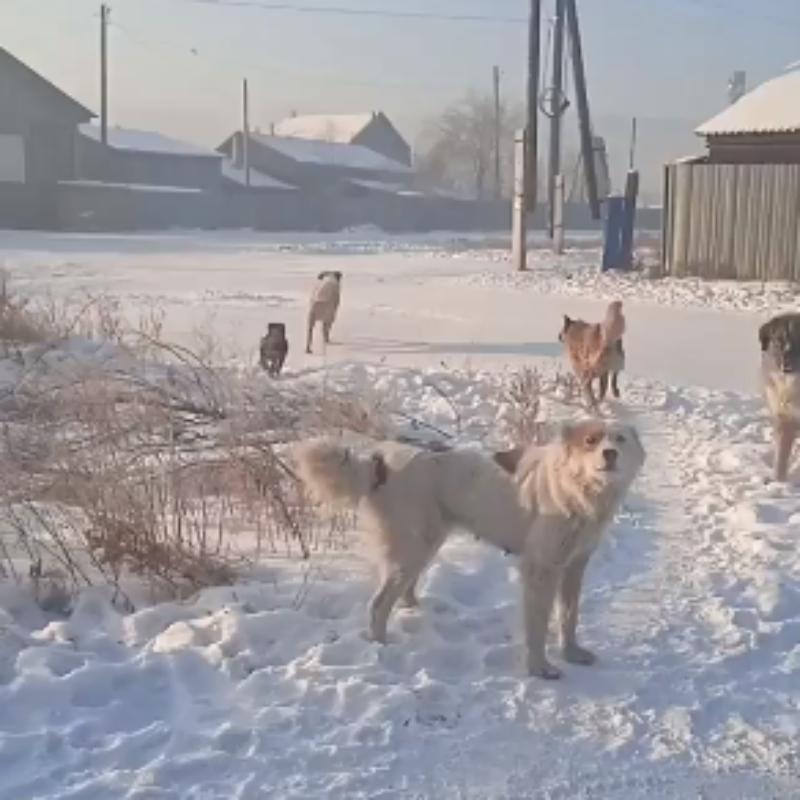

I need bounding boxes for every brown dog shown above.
[759,312,800,481]
[306,271,342,354]
[559,300,626,410]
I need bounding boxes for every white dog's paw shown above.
[398,593,420,609]
[363,628,389,645]
[561,642,597,666]
[527,657,562,680]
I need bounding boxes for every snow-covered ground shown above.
[0,230,799,799]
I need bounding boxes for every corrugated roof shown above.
[79,124,220,158]
[252,133,411,174]
[272,113,376,143]
[696,70,800,136]
[0,48,95,121]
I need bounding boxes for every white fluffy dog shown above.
[293,419,646,679]
[305,270,342,354]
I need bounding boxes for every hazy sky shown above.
[4,0,800,172]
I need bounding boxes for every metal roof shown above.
[697,70,800,137]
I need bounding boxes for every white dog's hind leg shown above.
[522,562,563,679]
[399,578,420,608]
[368,566,424,643]
[556,555,597,666]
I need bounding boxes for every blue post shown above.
[601,195,624,271]
[619,169,640,269]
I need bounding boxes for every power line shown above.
[109,17,488,93]
[160,0,526,24]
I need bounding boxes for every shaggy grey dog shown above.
[294,419,645,680]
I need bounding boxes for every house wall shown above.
[662,160,800,281]
[76,135,224,191]
[0,55,91,184]
[55,183,305,232]
[352,116,412,167]
[706,134,800,165]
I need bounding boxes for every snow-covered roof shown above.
[272,113,376,143]
[696,71,800,137]
[221,159,295,190]
[252,133,412,174]
[59,180,204,194]
[349,178,404,193]
[79,124,221,158]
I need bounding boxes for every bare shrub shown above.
[0,269,57,345]
[496,367,580,446]
[0,279,385,608]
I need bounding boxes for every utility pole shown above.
[242,78,251,188]
[547,0,566,237]
[564,0,600,220]
[100,4,109,146]
[525,0,542,213]
[493,65,502,199]
[628,116,638,171]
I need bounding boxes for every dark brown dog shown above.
[260,322,289,377]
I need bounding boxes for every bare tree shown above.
[415,90,523,200]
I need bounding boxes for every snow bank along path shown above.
[0,232,798,798]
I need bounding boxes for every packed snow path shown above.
[0,232,798,798]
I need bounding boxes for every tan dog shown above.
[293,419,645,680]
[559,300,626,409]
[306,270,342,354]
[759,312,800,481]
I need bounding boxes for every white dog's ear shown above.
[557,421,576,442]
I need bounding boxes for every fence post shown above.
[512,129,528,271]
[601,195,624,271]
[661,163,671,278]
[619,169,639,268]
[553,173,565,255]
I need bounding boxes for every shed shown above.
[77,124,223,191]
[696,70,800,164]
[217,131,413,193]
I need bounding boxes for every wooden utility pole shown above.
[100,4,109,145]
[512,130,528,271]
[553,173,565,255]
[628,116,638,171]
[547,0,566,237]
[525,0,542,213]
[242,78,251,188]
[564,0,600,219]
[493,65,502,199]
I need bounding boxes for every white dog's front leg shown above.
[522,561,562,680]
[556,555,597,666]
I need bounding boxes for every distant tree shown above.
[414,90,524,200]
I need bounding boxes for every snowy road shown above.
[0,230,776,393]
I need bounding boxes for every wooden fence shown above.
[662,160,800,281]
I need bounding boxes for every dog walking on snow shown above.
[560,300,627,409]
[306,270,342,354]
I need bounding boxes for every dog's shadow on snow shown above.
[349,336,563,359]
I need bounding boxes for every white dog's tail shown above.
[293,438,384,507]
